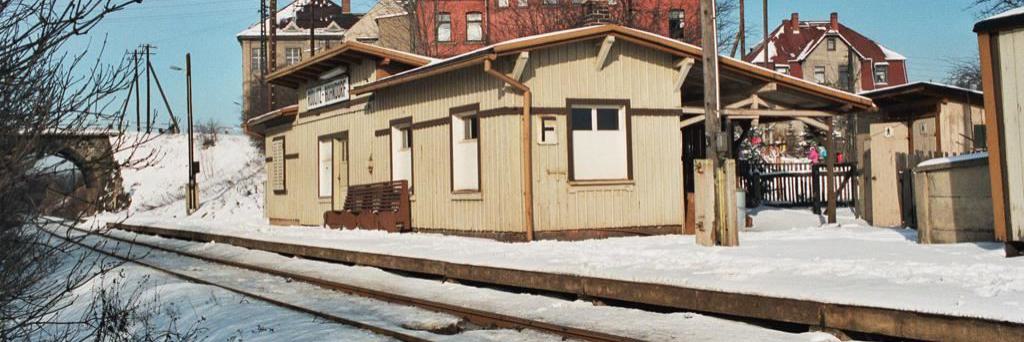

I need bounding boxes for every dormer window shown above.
[774,65,790,75]
[827,37,836,51]
[874,63,889,85]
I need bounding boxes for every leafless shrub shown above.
[0,0,203,340]
[945,56,982,90]
[198,119,220,149]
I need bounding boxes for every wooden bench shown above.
[323,180,411,232]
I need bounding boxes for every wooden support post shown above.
[699,0,738,247]
[695,159,715,246]
[827,117,837,223]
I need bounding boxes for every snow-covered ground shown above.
[87,133,1024,338]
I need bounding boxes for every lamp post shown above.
[184,54,198,214]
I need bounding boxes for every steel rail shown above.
[43,227,432,342]
[65,226,640,342]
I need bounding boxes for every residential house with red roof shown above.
[743,12,908,93]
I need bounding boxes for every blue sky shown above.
[73,0,985,127]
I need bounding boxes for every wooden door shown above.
[332,138,349,211]
[869,122,909,227]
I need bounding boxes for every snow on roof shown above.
[985,6,1024,21]
[878,44,906,60]
[916,152,988,169]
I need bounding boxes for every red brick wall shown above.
[415,0,699,58]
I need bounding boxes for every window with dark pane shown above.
[464,116,479,140]
[571,108,592,131]
[596,108,618,130]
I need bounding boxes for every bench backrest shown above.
[342,180,409,213]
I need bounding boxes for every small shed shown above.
[913,153,993,244]
[854,82,985,228]
[975,7,1024,255]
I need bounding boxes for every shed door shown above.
[332,138,349,211]
[869,122,909,228]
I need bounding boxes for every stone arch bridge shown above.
[22,131,129,217]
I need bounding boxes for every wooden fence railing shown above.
[739,162,857,209]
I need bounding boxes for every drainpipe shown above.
[483,55,534,242]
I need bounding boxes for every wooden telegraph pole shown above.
[697,0,739,247]
[269,0,278,110]
[185,53,198,215]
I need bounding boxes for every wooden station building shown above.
[245,24,874,241]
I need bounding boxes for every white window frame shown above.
[827,37,837,51]
[466,12,483,42]
[437,12,452,42]
[451,111,480,192]
[774,65,790,75]
[317,139,332,198]
[251,47,264,73]
[569,105,629,181]
[517,0,528,7]
[668,9,684,39]
[814,66,826,84]
[874,63,889,85]
[498,0,509,7]
[285,47,301,65]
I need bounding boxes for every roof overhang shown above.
[245,104,300,135]
[860,82,984,116]
[267,41,434,88]
[974,8,1024,32]
[352,25,875,112]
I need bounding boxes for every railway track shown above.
[47,225,641,342]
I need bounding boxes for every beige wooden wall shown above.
[264,59,380,225]
[914,160,994,243]
[938,102,985,155]
[266,37,686,232]
[524,39,683,230]
[368,61,525,233]
[995,27,1024,240]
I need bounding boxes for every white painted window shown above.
[517,0,527,7]
[814,66,826,84]
[466,12,483,42]
[318,139,332,198]
[451,112,480,192]
[827,37,836,51]
[570,106,628,180]
[874,64,889,84]
[437,13,451,42]
[538,116,558,145]
[544,0,557,4]
[391,123,413,191]
[498,0,509,7]
[774,65,790,75]
[271,138,286,192]
[285,47,301,65]
[251,47,264,73]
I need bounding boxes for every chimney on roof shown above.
[790,13,800,33]
[581,0,614,26]
[342,0,350,13]
[830,12,839,31]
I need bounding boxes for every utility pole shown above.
[698,0,739,247]
[762,0,769,68]
[185,53,199,215]
[308,0,316,56]
[134,50,141,133]
[269,0,278,111]
[739,0,745,57]
[140,44,156,133]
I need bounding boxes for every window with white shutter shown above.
[271,137,286,192]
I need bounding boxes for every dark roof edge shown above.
[974,8,1024,32]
